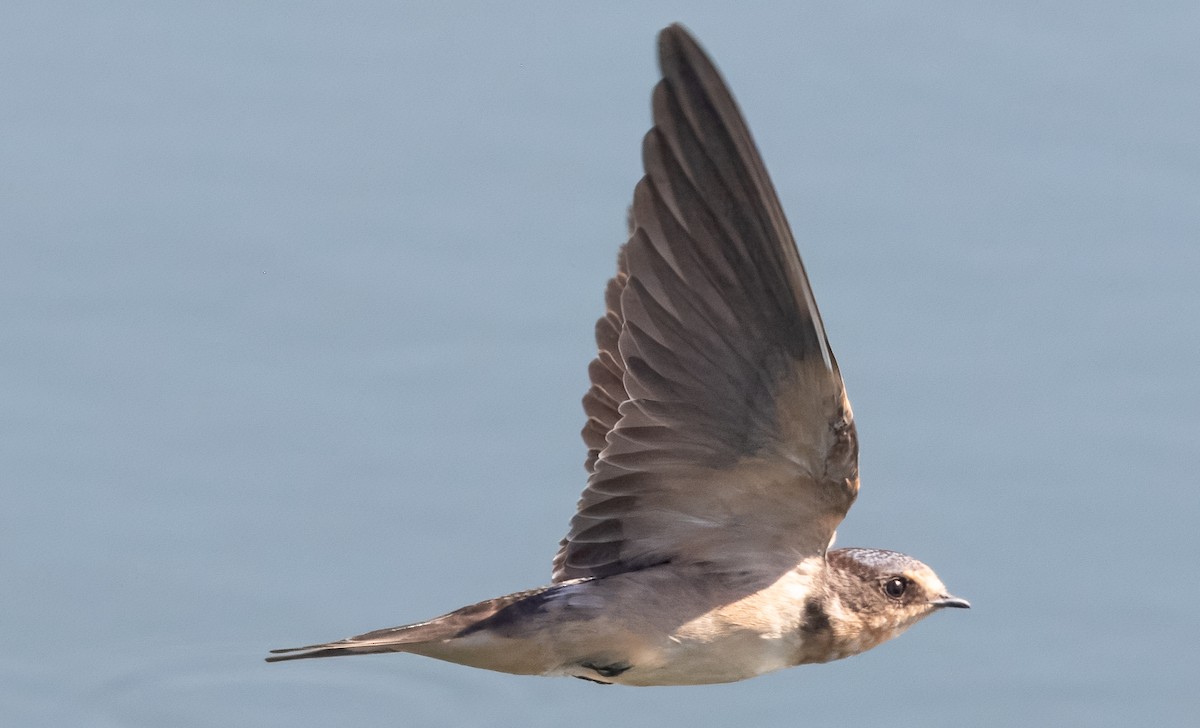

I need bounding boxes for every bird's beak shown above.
[929,594,971,609]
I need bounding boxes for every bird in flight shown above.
[267,23,968,686]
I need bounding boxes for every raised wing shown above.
[553,25,859,583]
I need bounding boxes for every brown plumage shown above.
[555,25,857,583]
[268,24,967,686]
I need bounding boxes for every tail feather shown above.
[266,619,450,662]
[267,582,574,663]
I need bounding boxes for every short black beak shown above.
[929,594,971,609]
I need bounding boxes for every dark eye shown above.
[883,577,908,598]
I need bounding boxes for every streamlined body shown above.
[268,24,968,686]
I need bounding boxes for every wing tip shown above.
[658,23,697,52]
[656,23,715,81]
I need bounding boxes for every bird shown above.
[266,23,969,686]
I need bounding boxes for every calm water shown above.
[3,3,1197,726]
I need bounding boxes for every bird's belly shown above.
[582,629,796,686]
[543,565,818,686]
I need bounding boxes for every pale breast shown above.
[562,565,824,686]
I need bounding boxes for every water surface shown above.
[3,3,1196,726]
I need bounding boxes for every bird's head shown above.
[825,547,969,653]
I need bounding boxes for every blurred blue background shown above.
[2,2,1196,726]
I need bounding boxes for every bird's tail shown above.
[266,583,567,663]
[266,618,455,662]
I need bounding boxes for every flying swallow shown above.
[267,23,969,686]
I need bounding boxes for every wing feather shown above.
[554,25,858,582]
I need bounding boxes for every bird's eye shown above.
[883,577,908,598]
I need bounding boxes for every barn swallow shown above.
[267,23,968,686]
